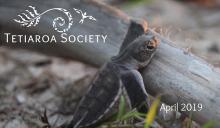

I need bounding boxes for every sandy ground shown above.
[0,48,97,128]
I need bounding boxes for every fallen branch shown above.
[0,0,220,126]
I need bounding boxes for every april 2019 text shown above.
[160,103,203,113]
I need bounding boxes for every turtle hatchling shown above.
[65,30,159,128]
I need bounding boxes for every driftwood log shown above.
[0,0,220,126]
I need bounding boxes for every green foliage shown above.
[121,0,152,9]
[144,95,161,128]
[116,95,126,120]
[121,109,145,121]
[126,0,151,4]
[202,120,217,128]
[98,95,145,128]
[98,95,220,128]
[116,95,145,121]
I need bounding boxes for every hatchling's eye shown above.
[147,41,155,50]
[145,40,156,50]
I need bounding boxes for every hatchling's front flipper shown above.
[121,70,150,113]
[68,63,122,128]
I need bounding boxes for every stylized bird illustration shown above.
[73,8,96,24]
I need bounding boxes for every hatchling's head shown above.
[130,34,159,66]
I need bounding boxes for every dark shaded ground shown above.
[0,48,97,128]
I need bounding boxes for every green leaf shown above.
[116,95,126,120]
[202,120,217,128]
[144,95,161,128]
[120,109,145,121]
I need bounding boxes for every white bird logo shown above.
[73,8,97,24]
